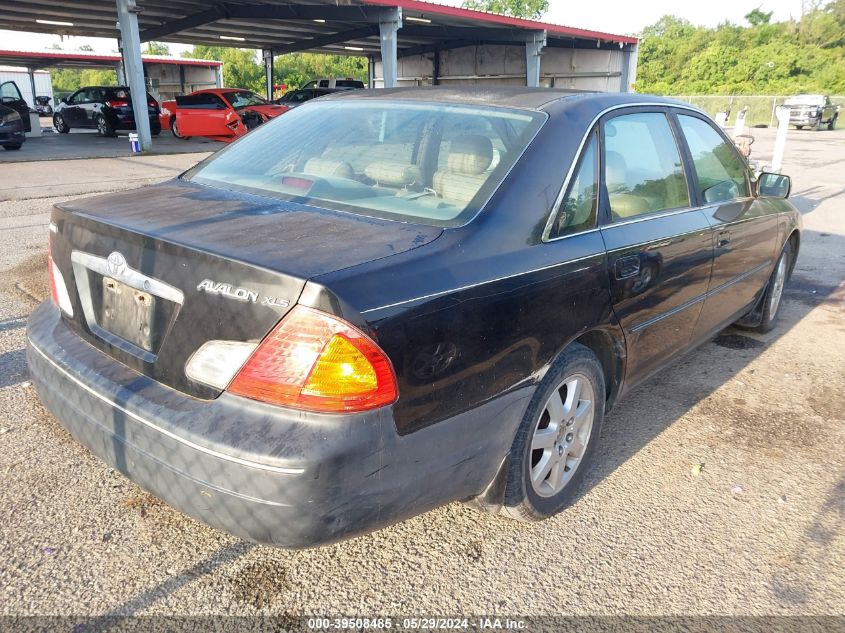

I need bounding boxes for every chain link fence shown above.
[673,95,845,128]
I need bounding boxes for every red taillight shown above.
[228,306,398,413]
[107,99,128,108]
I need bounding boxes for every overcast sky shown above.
[0,0,809,56]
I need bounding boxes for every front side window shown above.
[678,114,750,204]
[185,100,545,227]
[224,91,268,109]
[549,133,598,239]
[604,112,689,220]
[0,81,23,101]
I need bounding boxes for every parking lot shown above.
[0,125,843,618]
[0,118,223,163]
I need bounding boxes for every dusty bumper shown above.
[26,301,531,547]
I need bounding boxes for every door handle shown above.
[717,230,731,248]
[614,255,641,279]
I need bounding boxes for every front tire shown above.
[829,114,838,131]
[3,144,22,151]
[752,242,792,333]
[53,114,70,133]
[812,118,821,132]
[502,343,605,522]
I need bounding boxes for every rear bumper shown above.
[27,301,530,547]
[0,120,25,145]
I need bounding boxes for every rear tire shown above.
[751,242,792,334]
[53,114,70,133]
[795,125,803,130]
[96,115,116,137]
[3,144,22,150]
[502,343,605,522]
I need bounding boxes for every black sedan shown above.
[53,85,161,136]
[273,87,345,108]
[28,88,800,547]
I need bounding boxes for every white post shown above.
[771,106,790,173]
[733,105,748,137]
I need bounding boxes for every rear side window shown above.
[549,133,598,239]
[176,93,226,109]
[677,114,750,204]
[604,112,689,220]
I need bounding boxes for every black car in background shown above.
[0,80,32,134]
[0,104,26,151]
[273,87,344,108]
[53,86,161,136]
[28,89,800,548]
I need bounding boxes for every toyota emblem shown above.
[107,252,127,277]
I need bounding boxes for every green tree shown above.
[145,41,170,56]
[183,45,264,91]
[461,0,549,20]
[635,0,845,95]
[745,7,773,26]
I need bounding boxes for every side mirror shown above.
[757,172,791,199]
[60,97,67,104]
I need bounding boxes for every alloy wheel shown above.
[769,254,787,318]
[97,117,107,135]
[529,373,595,497]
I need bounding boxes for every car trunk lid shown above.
[49,179,442,398]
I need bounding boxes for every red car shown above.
[159,88,288,142]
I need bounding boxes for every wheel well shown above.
[787,230,800,279]
[571,329,623,410]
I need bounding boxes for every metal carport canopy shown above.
[1,0,636,150]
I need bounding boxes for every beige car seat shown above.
[432,135,494,205]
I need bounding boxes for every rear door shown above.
[0,81,31,132]
[175,92,238,138]
[598,108,713,385]
[674,110,779,339]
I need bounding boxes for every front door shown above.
[673,111,779,340]
[62,89,87,127]
[599,109,713,385]
[175,93,237,139]
[0,81,31,132]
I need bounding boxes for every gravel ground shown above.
[0,129,843,621]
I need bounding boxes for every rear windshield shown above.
[185,100,545,227]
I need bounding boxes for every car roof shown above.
[319,87,692,112]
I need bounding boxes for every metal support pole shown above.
[525,30,546,87]
[432,49,440,86]
[263,49,274,100]
[619,43,638,93]
[367,55,375,89]
[27,68,37,107]
[379,7,402,88]
[215,65,223,88]
[116,0,152,151]
[179,65,186,95]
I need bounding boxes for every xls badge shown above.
[197,279,290,308]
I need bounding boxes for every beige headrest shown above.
[364,162,422,188]
[303,157,354,179]
[446,135,493,175]
[605,150,627,190]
